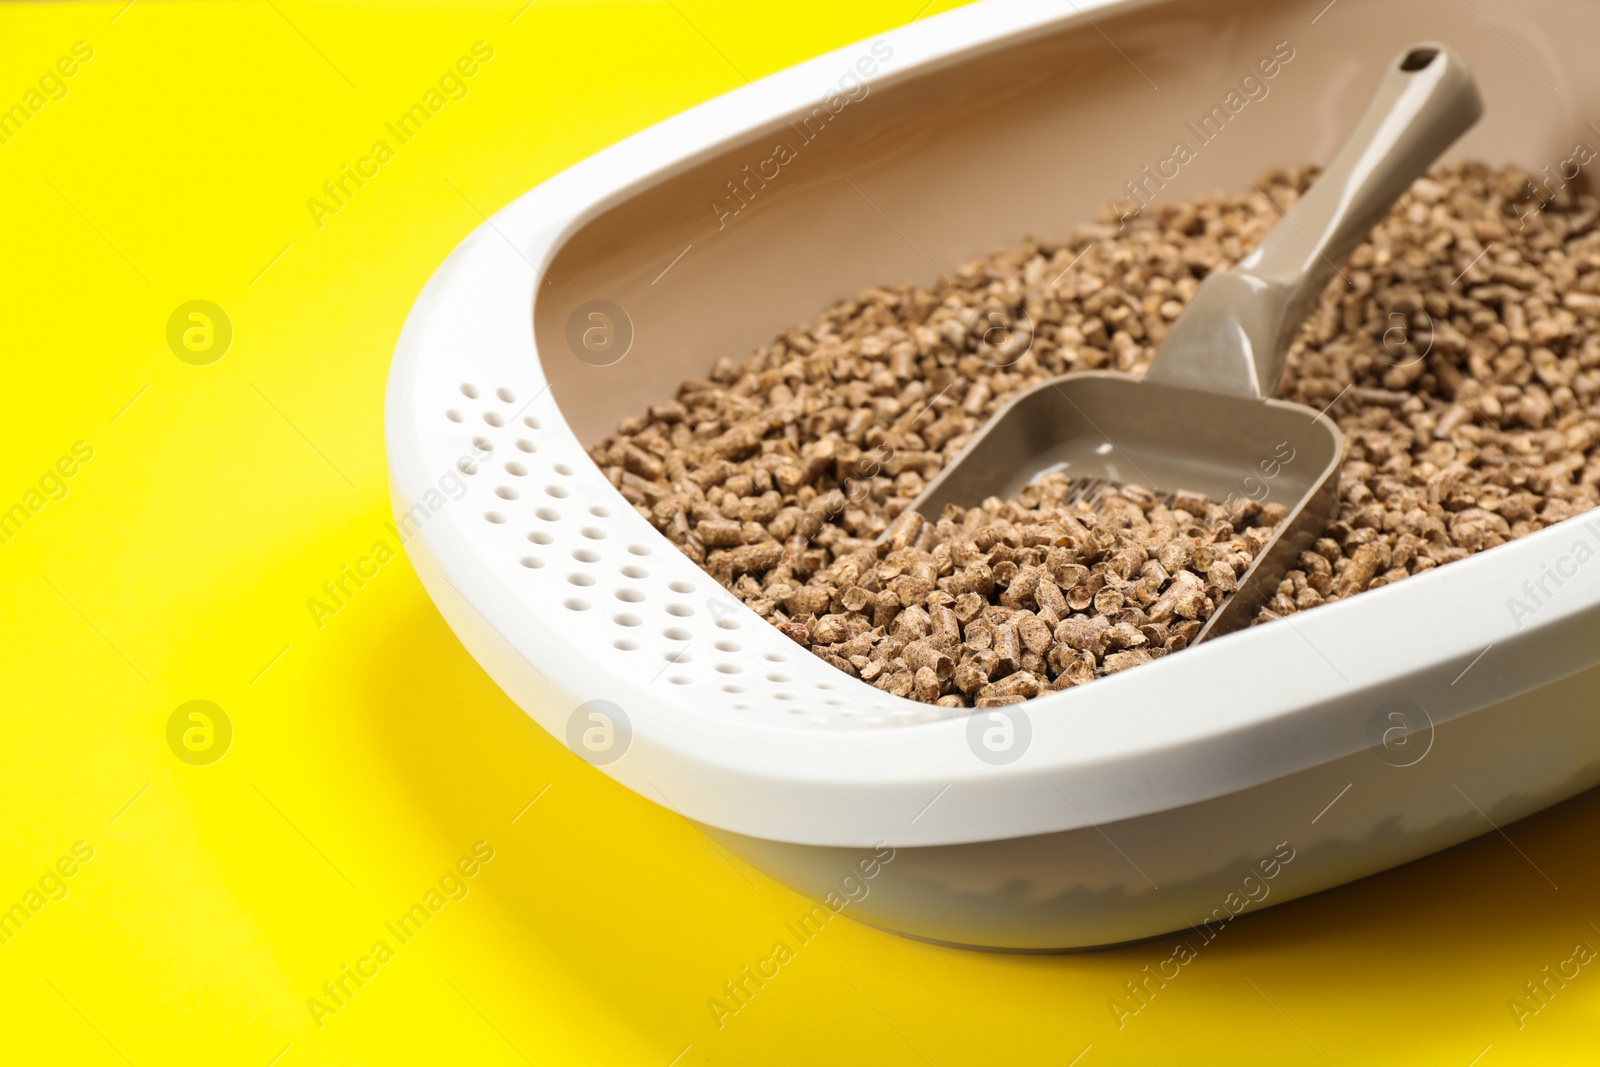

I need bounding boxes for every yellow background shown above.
[3,1,1599,1062]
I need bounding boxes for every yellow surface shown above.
[4,1,1599,1063]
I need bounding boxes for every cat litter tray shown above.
[386,0,1600,949]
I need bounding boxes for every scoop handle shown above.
[1145,43,1482,398]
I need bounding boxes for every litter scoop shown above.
[899,43,1482,641]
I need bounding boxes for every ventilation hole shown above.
[614,613,641,627]
[496,386,515,403]
[581,527,606,540]
[546,485,569,499]
[563,598,590,611]
[668,580,694,594]
[614,639,637,651]
[764,652,787,662]
[485,511,506,524]
[505,462,527,476]
[446,409,463,423]
[825,698,843,706]
[516,439,536,453]
[616,588,644,603]
[723,685,745,694]
[495,486,518,500]
[775,693,794,701]
[628,544,652,556]
[567,573,595,587]
[589,505,610,518]
[571,548,599,563]
[484,412,505,427]
[457,459,478,475]
[736,703,751,711]
[666,604,693,617]
[536,507,560,521]
[520,556,543,569]
[528,531,553,545]
[669,676,690,685]
[787,707,804,714]
[664,627,690,641]
[714,640,740,653]
[818,681,835,690]
[664,649,691,663]
[715,663,742,674]
[460,383,480,399]
[554,463,573,476]
[767,674,790,683]
[621,565,647,579]
[523,416,540,429]
[473,436,492,451]
[714,617,741,630]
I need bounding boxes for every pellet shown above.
[963,617,994,651]
[953,651,997,695]
[930,603,962,649]
[892,604,932,642]
[822,653,856,677]
[977,671,1042,701]
[621,443,665,480]
[1055,614,1111,656]
[1017,614,1053,655]
[1092,586,1125,616]
[698,519,744,547]
[1337,542,1392,598]
[1066,576,1098,612]
[1104,649,1155,673]
[993,622,1022,674]
[1035,576,1069,617]
[1106,622,1147,651]
[777,620,810,644]
[904,639,955,681]
[1000,567,1041,608]
[810,613,849,645]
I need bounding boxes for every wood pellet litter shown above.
[589,162,1600,706]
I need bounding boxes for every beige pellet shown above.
[954,650,998,694]
[978,671,1042,701]
[698,519,744,547]
[904,639,955,681]
[1017,615,1053,655]
[1104,649,1155,673]
[930,603,962,649]
[993,622,1022,673]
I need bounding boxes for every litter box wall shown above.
[706,661,1600,950]
[536,0,1600,444]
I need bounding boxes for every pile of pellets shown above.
[590,162,1600,706]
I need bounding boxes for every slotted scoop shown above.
[899,42,1482,641]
